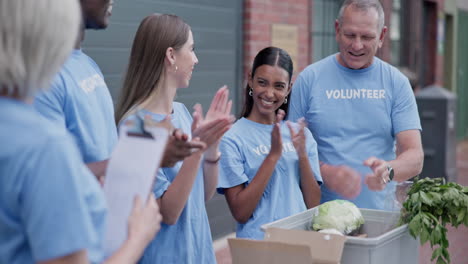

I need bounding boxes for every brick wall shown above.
[422,0,446,87]
[243,0,446,88]
[398,0,446,88]
[243,0,310,79]
[378,0,392,62]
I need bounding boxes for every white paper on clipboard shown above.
[103,125,168,257]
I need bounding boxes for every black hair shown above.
[240,46,293,118]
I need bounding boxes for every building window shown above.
[390,0,401,66]
[311,0,343,62]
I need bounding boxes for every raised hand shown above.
[161,129,206,167]
[269,110,285,158]
[204,85,233,123]
[141,115,206,167]
[322,164,362,199]
[363,157,390,191]
[191,86,234,149]
[287,117,307,157]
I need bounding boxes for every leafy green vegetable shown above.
[399,178,468,264]
[312,199,364,235]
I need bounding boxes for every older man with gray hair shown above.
[288,0,423,210]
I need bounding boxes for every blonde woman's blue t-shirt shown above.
[0,98,107,264]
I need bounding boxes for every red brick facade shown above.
[244,0,445,88]
[378,0,392,62]
[243,0,310,79]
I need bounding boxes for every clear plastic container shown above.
[261,208,419,264]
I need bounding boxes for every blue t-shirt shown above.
[122,102,215,264]
[288,54,421,210]
[34,49,118,163]
[0,98,107,264]
[217,118,322,239]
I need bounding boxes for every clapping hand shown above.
[161,129,206,167]
[191,86,234,149]
[269,110,285,158]
[143,115,206,167]
[287,117,307,158]
[321,163,361,199]
[363,157,390,191]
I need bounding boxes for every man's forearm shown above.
[389,148,424,182]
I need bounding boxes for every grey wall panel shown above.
[193,51,238,71]
[83,0,243,114]
[84,24,136,49]
[82,0,242,240]
[84,49,129,76]
[195,30,237,51]
[104,77,124,99]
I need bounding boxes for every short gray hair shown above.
[0,0,81,99]
[337,0,385,32]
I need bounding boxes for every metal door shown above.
[457,10,468,139]
[83,0,242,239]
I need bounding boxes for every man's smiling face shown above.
[335,5,386,69]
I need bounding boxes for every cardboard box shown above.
[228,227,346,264]
[259,208,419,264]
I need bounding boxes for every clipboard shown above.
[103,123,169,257]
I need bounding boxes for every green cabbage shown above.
[312,200,364,235]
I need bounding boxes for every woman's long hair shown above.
[115,14,190,123]
[240,46,293,118]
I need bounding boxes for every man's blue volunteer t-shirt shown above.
[288,54,421,210]
[34,49,117,163]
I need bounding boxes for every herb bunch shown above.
[399,178,468,264]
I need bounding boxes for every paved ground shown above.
[419,141,468,264]
[215,140,468,264]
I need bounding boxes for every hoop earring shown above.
[283,97,288,104]
[249,88,253,96]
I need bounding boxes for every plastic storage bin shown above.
[261,208,419,264]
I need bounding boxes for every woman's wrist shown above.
[204,144,220,160]
[266,152,281,162]
[204,151,221,164]
[297,151,308,160]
